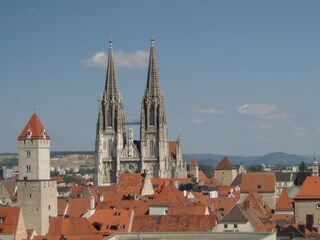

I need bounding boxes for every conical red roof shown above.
[190,157,198,167]
[18,113,50,140]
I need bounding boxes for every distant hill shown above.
[246,152,312,166]
[184,152,313,167]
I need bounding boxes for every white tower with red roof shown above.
[17,111,57,235]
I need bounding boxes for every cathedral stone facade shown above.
[95,39,187,186]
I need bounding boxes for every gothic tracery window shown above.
[150,140,155,156]
[107,108,112,127]
[150,106,155,126]
[108,139,113,157]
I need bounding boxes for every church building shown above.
[95,39,187,186]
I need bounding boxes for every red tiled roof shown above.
[218,186,240,198]
[132,215,216,232]
[190,157,198,167]
[88,209,133,235]
[295,176,320,199]
[205,197,239,219]
[198,170,208,181]
[48,216,99,237]
[167,204,208,215]
[215,156,235,170]
[66,194,94,217]
[276,188,293,211]
[0,207,21,235]
[240,172,275,193]
[116,173,144,195]
[18,113,50,140]
[153,183,192,205]
[96,200,150,216]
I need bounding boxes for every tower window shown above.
[26,165,31,172]
[150,106,155,126]
[26,151,31,158]
[27,129,32,139]
[107,108,112,127]
[150,140,155,156]
[108,139,113,157]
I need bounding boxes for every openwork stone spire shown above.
[105,39,120,102]
[145,37,161,98]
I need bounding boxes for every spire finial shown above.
[109,38,113,46]
[151,35,155,47]
[33,105,37,113]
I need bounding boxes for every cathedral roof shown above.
[215,156,235,170]
[18,112,50,140]
[190,157,198,167]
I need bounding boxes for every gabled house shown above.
[214,191,272,233]
[295,176,320,233]
[0,207,27,240]
[240,172,276,209]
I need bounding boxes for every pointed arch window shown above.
[107,108,112,127]
[150,106,155,126]
[150,140,155,156]
[108,139,113,157]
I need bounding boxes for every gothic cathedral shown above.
[95,39,187,186]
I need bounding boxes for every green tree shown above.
[299,161,308,172]
[247,164,264,172]
[199,164,214,179]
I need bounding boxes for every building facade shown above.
[17,112,57,235]
[95,39,186,186]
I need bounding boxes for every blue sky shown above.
[1,1,320,155]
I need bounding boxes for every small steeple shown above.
[145,37,161,98]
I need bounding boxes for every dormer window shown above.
[43,129,46,139]
[0,217,5,224]
[27,129,32,139]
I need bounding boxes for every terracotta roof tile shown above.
[88,208,133,236]
[276,188,293,211]
[215,156,235,170]
[167,204,208,215]
[0,207,23,235]
[190,157,198,167]
[116,173,144,195]
[240,172,275,193]
[132,215,216,232]
[218,186,240,198]
[18,113,50,140]
[66,194,94,217]
[48,216,99,237]
[205,197,239,219]
[96,200,150,216]
[295,176,320,199]
[153,183,192,205]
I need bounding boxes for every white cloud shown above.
[82,50,148,69]
[288,126,308,137]
[189,119,207,125]
[249,124,272,130]
[237,103,292,120]
[82,51,107,68]
[195,108,225,115]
